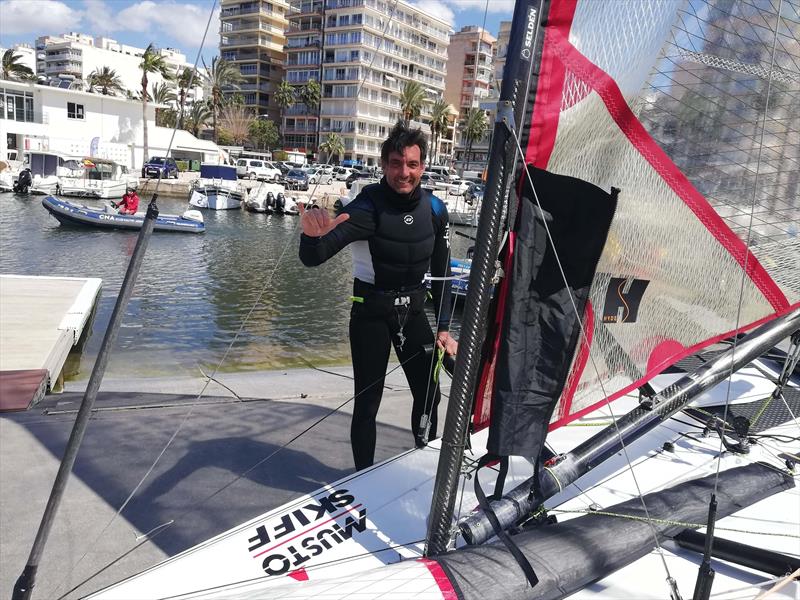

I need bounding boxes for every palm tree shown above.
[139,44,174,161]
[461,108,488,172]
[319,133,345,165]
[186,100,212,137]
[275,80,296,121]
[300,78,321,154]
[87,66,125,95]
[175,67,197,130]
[219,104,256,145]
[1,49,35,81]
[399,80,426,124]
[428,99,452,166]
[202,56,245,143]
[150,81,177,105]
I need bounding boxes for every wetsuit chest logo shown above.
[403,214,414,225]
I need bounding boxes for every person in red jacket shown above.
[114,188,140,214]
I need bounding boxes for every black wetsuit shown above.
[299,179,452,470]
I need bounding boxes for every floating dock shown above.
[0,275,101,411]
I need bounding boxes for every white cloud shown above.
[412,0,455,25]
[159,3,220,49]
[82,0,121,35]
[446,0,515,15]
[0,0,81,35]
[115,0,158,32]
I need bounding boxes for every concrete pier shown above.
[0,275,101,410]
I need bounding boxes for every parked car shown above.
[274,161,292,175]
[142,156,178,179]
[236,158,281,182]
[441,177,471,196]
[285,169,309,190]
[420,171,446,191]
[464,182,485,205]
[333,167,357,181]
[307,167,334,185]
[345,170,377,190]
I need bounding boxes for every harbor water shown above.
[0,191,470,381]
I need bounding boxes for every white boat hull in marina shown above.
[85,362,800,599]
[189,186,244,210]
[58,179,128,200]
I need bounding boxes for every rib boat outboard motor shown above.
[275,192,286,214]
[265,191,275,213]
[13,168,32,194]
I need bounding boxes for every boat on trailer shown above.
[12,0,800,599]
[41,196,205,233]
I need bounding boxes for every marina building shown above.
[33,33,203,101]
[0,79,223,168]
[294,0,451,166]
[444,26,496,171]
[219,0,291,121]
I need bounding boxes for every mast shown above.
[425,0,550,556]
[12,198,162,600]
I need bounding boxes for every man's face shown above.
[382,145,424,195]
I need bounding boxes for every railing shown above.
[221,5,274,17]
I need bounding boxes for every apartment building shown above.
[220,0,291,121]
[494,21,511,90]
[283,0,324,154]
[444,26,495,170]
[297,0,451,167]
[34,33,201,100]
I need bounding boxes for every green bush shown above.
[273,150,288,161]
[176,160,189,172]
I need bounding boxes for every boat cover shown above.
[200,164,237,180]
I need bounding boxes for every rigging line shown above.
[45,4,221,597]
[53,387,426,598]
[545,508,800,539]
[505,126,679,587]
[304,0,401,192]
[712,0,786,500]
[145,350,426,523]
[149,1,217,202]
[158,541,429,600]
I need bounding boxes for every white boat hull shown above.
[87,362,799,599]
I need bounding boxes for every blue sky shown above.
[0,0,511,64]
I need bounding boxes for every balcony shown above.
[221,5,274,17]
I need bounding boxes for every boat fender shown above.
[182,209,204,223]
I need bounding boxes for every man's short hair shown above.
[381,122,428,164]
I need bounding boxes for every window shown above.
[67,102,84,120]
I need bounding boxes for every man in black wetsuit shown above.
[299,123,458,470]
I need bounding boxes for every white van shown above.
[236,158,281,182]
[427,165,457,182]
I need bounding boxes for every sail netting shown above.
[477,0,800,435]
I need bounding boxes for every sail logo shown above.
[602,277,649,323]
[247,488,368,577]
[521,6,538,60]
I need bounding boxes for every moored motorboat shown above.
[58,157,138,199]
[189,164,247,210]
[42,196,205,233]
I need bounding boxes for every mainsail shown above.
[16,0,799,598]
[472,0,800,435]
